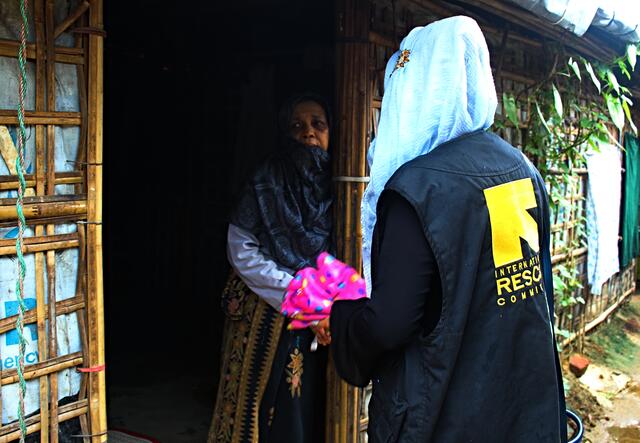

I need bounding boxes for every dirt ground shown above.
[564,293,640,443]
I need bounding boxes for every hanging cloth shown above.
[621,133,640,268]
[586,142,621,294]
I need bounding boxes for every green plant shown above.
[498,43,640,339]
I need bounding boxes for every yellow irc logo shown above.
[484,178,539,268]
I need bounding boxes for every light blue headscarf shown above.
[361,16,498,294]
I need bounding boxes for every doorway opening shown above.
[104,2,335,440]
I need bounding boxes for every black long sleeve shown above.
[330,191,441,387]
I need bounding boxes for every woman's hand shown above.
[310,318,331,346]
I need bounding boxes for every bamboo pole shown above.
[1,353,83,385]
[0,215,86,230]
[76,225,91,443]
[0,172,83,191]
[0,198,87,221]
[0,110,82,126]
[550,247,586,265]
[0,39,84,64]
[329,0,371,442]
[75,27,89,197]
[0,194,88,205]
[53,1,90,39]
[46,240,59,443]
[0,296,85,335]
[45,1,60,437]
[73,11,88,426]
[0,233,79,249]
[0,238,80,256]
[86,1,107,440]
[34,1,50,439]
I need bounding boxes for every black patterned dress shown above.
[209,140,331,443]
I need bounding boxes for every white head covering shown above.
[361,16,498,294]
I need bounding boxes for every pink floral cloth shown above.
[281,252,367,329]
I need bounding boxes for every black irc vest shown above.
[378,131,565,442]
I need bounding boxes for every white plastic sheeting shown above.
[0,0,83,425]
[509,0,640,42]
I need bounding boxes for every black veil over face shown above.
[230,94,333,271]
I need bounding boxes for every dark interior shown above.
[104,2,335,440]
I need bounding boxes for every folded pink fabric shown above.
[282,252,367,329]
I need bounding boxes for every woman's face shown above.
[288,101,330,151]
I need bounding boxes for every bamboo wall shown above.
[329,1,371,441]
[0,0,105,441]
[331,0,638,441]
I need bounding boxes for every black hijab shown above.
[230,95,333,271]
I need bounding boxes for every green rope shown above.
[15,0,30,441]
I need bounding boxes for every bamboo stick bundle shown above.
[0,400,89,442]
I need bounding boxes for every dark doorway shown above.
[104,2,335,440]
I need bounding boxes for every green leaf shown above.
[584,61,601,93]
[502,92,519,128]
[579,117,594,129]
[622,99,638,135]
[606,69,620,94]
[555,328,572,339]
[627,44,637,70]
[618,60,631,80]
[568,57,581,81]
[605,93,625,131]
[552,84,563,118]
[553,274,566,291]
[536,102,551,134]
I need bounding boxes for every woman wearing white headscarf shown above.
[325,16,567,442]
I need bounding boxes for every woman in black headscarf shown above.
[209,93,332,443]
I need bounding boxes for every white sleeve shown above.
[227,223,293,311]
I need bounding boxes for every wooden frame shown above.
[0,0,105,441]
